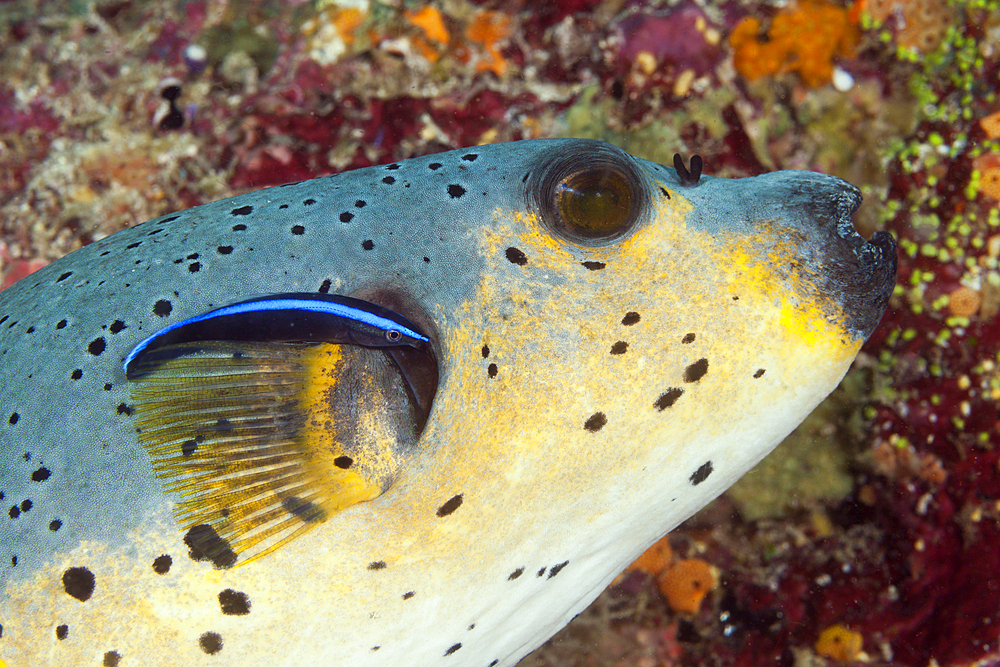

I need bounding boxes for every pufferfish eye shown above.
[555,168,636,238]
[531,141,648,244]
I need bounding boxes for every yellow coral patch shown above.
[815,624,864,662]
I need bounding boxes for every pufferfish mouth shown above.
[679,168,898,341]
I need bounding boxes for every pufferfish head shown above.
[122,140,896,574]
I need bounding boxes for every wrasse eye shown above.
[530,142,647,245]
[386,329,402,342]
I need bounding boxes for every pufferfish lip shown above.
[679,168,898,341]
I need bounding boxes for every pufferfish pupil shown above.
[556,168,635,238]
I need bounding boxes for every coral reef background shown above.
[1,0,999,665]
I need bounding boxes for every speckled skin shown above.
[0,139,895,666]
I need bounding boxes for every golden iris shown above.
[555,168,634,238]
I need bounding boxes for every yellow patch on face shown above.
[374,180,862,557]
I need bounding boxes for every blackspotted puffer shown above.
[0,139,896,667]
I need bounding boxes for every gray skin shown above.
[0,139,895,666]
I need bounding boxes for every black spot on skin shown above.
[447,184,466,198]
[279,204,289,210]
[104,651,121,666]
[219,589,251,616]
[682,333,696,344]
[423,256,430,263]
[445,643,462,656]
[56,272,73,283]
[490,661,499,667]
[732,295,739,301]
[56,319,67,329]
[372,646,380,651]
[487,363,498,378]
[104,383,113,391]
[340,211,354,223]
[462,153,478,161]
[403,591,415,599]
[334,456,353,469]
[215,418,233,432]
[660,186,671,199]
[217,246,233,255]
[537,567,546,577]
[382,176,396,185]
[508,568,524,580]
[8,412,18,425]
[70,369,83,380]
[684,358,709,383]
[232,223,247,231]
[282,497,324,522]
[505,247,527,265]
[468,624,475,630]
[161,215,180,224]
[126,242,142,250]
[754,368,766,378]
[56,624,68,640]
[20,499,31,512]
[386,163,400,170]
[429,162,442,170]
[49,520,62,531]
[654,388,683,410]
[31,466,50,482]
[610,341,628,355]
[62,566,95,601]
[355,200,366,208]
[622,312,640,326]
[11,555,16,566]
[109,320,126,333]
[181,440,198,456]
[548,561,569,578]
[362,239,374,250]
[199,632,222,655]
[153,299,172,317]
[303,198,316,206]
[152,555,172,574]
[584,412,607,432]
[481,344,490,358]
[184,524,237,569]
[690,461,713,486]
[291,225,305,235]
[116,403,134,416]
[437,494,463,517]
[319,279,332,293]
[368,561,387,570]
[582,261,606,270]
[231,205,253,216]
[88,337,106,356]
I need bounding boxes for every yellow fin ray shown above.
[130,341,423,565]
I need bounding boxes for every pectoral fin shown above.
[129,340,427,566]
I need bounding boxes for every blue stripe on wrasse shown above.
[122,293,429,378]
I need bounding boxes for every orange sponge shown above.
[627,536,674,576]
[815,624,863,662]
[729,0,859,87]
[657,558,716,614]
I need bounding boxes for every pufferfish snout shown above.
[0,139,895,667]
